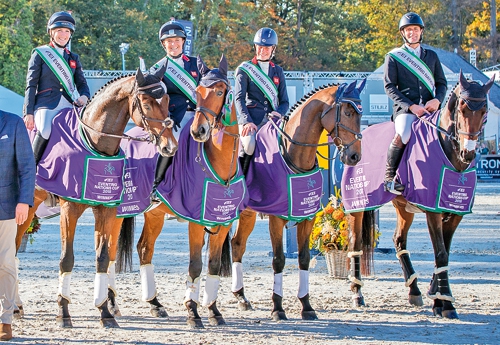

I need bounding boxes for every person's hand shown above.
[24,114,35,131]
[241,123,257,137]
[409,104,430,118]
[424,99,440,113]
[75,95,88,107]
[15,203,30,225]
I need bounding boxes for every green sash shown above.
[388,47,435,96]
[154,56,197,104]
[35,45,79,101]
[238,61,279,110]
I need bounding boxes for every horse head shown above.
[321,79,365,166]
[447,71,495,164]
[131,64,178,157]
[191,54,233,142]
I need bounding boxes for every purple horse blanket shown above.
[341,111,476,215]
[154,118,248,227]
[245,119,323,221]
[35,109,125,207]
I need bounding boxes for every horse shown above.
[116,55,245,328]
[230,79,366,321]
[15,65,177,328]
[343,72,495,319]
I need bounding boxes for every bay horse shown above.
[16,65,177,328]
[231,80,366,321]
[344,72,495,319]
[117,55,244,328]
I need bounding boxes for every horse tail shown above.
[361,210,376,276]
[219,230,232,277]
[116,217,135,273]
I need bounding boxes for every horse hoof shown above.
[151,306,168,318]
[442,309,459,319]
[110,306,122,317]
[352,296,365,308]
[271,311,288,321]
[238,301,253,311]
[13,306,24,319]
[432,307,443,317]
[301,310,318,320]
[187,318,204,329]
[100,318,120,328]
[56,317,73,328]
[208,315,226,326]
[409,295,424,307]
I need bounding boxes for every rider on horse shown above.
[23,11,90,165]
[383,12,447,194]
[234,27,289,175]
[151,20,200,188]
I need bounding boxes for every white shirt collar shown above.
[405,44,421,57]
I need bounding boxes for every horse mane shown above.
[286,83,339,118]
[443,82,460,106]
[87,73,136,105]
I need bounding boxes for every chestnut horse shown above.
[345,72,495,319]
[231,80,366,321]
[117,55,243,328]
[16,66,177,328]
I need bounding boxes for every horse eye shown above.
[143,103,152,111]
[216,91,224,97]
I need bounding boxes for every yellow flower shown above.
[339,220,347,231]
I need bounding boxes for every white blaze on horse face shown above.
[464,138,477,152]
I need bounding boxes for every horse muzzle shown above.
[190,124,211,143]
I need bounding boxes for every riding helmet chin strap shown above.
[400,30,423,45]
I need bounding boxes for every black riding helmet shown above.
[158,21,186,42]
[47,11,75,34]
[399,12,424,44]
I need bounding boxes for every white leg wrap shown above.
[348,250,363,258]
[434,266,449,274]
[202,274,220,307]
[395,249,410,259]
[297,270,309,299]
[231,262,244,292]
[107,261,117,296]
[140,264,157,302]
[58,272,72,303]
[14,257,22,306]
[273,272,283,297]
[94,273,109,307]
[184,276,201,305]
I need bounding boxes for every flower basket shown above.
[325,249,348,278]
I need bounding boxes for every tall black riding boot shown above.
[384,140,406,195]
[239,153,253,176]
[32,132,49,166]
[153,155,173,189]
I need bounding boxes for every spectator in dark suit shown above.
[0,110,36,341]
[383,12,447,194]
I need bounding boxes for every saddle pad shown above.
[341,111,476,215]
[245,119,323,221]
[156,118,249,227]
[35,109,125,207]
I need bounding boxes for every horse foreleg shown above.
[230,208,256,311]
[427,213,461,319]
[268,215,288,321]
[347,212,365,307]
[185,223,205,329]
[106,216,125,318]
[93,205,120,328]
[139,205,170,318]
[204,225,231,326]
[393,199,423,306]
[296,219,318,320]
[56,200,85,328]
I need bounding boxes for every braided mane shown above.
[88,73,135,104]
[286,83,339,118]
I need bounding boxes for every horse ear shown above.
[153,61,167,80]
[219,54,228,78]
[197,55,210,77]
[136,68,145,85]
[459,69,470,89]
[357,78,367,93]
[483,74,496,94]
[345,80,356,93]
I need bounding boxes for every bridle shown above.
[78,81,174,148]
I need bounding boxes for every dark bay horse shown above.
[231,80,366,321]
[16,66,177,328]
[345,72,495,319]
[117,55,243,328]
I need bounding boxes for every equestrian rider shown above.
[150,20,200,188]
[234,27,289,175]
[383,12,447,194]
[23,11,90,165]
